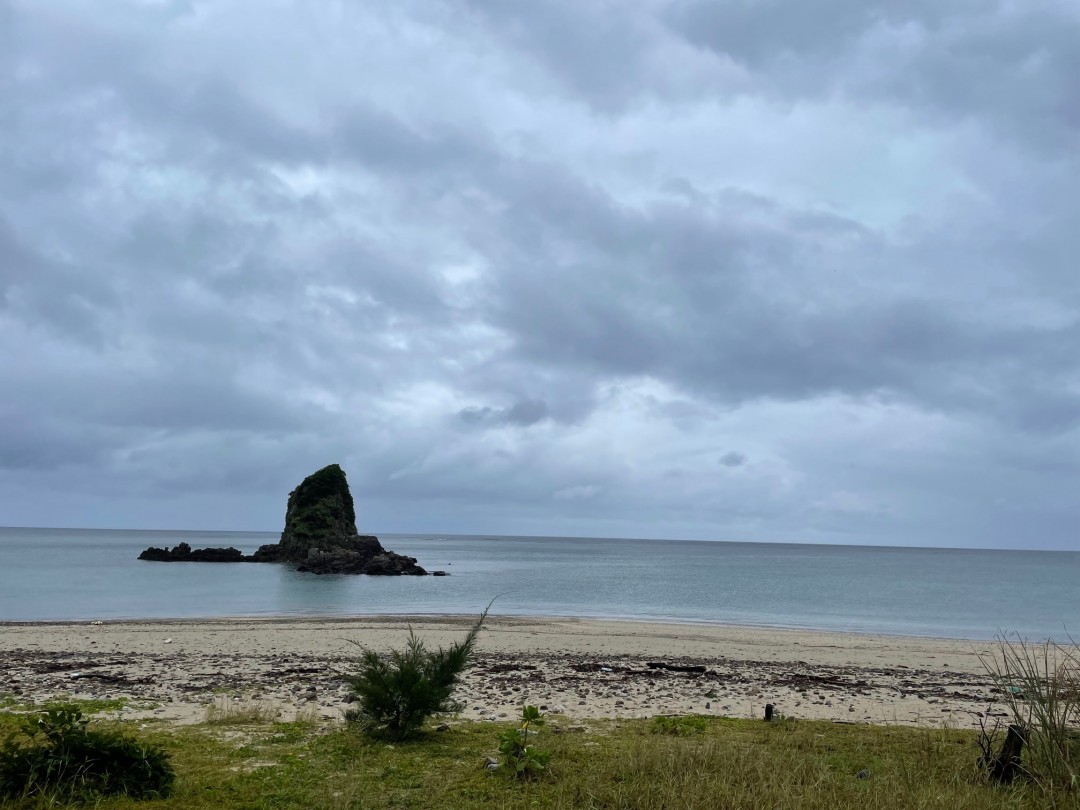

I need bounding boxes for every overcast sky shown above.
[1,0,1078,549]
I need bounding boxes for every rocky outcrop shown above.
[138,542,246,563]
[293,534,427,576]
[137,464,432,576]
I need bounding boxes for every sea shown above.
[1,527,1077,641]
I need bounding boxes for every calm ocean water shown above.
[1,528,1077,640]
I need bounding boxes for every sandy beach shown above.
[0,616,1007,729]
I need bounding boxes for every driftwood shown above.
[987,724,1027,784]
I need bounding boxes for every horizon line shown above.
[0,524,1071,555]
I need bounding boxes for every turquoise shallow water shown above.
[1,527,1077,640]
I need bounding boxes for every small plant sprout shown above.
[497,704,551,779]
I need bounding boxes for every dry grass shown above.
[202,696,281,726]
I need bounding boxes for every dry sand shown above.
[0,616,1008,729]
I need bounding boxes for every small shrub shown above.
[0,704,174,802]
[497,705,551,779]
[650,714,709,736]
[344,601,493,739]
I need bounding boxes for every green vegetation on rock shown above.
[278,463,358,555]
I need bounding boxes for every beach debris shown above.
[856,768,871,780]
[764,703,775,721]
[569,662,612,673]
[436,723,451,732]
[647,662,706,674]
[484,757,500,770]
[985,724,1028,784]
[163,639,173,644]
[90,620,103,625]
[480,663,539,674]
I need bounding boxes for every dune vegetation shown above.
[1,700,1076,810]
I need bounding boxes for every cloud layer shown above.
[1,0,1077,548]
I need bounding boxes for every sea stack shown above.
[252,464,428,575]
[138,464,430,576]
[279,463,358,555]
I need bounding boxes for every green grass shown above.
[0,711,1073,809]
[650,713,709,735]
[0,696,134,714]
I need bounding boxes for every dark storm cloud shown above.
[0,408,112,471]
[0,217,120,344]
[669,0,1080,151]
[470,174,1079,433]
[0,0,1076,547]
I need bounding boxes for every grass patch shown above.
[203,697,281,726]
[0,713,1069,808]
[53,697,130,715]
[0,696,134,716]
[650,714,710,736]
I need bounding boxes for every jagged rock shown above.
[138,542,245,562]
[294,535,427,576]
[249,543,285,562]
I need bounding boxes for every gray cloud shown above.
[460,399,549,428]
[669,0,965,65]
[669,0,1080,152]
[719,452,747,468]
[0,0,1076,548]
